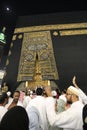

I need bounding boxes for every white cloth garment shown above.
[78,88,87,105]
[5,97,13,109]
[26,96,49,130]
[23,95,32,108]
[0,106,7,121]
[46,97,84,130]
[27,106,43,130]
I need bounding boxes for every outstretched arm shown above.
[72,76,87,104]
[72,76,79,89]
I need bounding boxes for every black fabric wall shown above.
[2,11,87,93]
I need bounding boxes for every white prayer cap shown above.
[52,90,57,96]
[7,91,11,96]
[30,90,33,95]
[67,85,79,96]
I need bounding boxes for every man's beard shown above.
[67,100,72,104]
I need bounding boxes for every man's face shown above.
[66,90,73,104]
[13,92,20,102]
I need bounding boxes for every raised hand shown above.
[72,75,79,89]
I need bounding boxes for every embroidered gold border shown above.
[14,23,87,35]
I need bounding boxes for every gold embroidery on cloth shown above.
[17,31,58,83]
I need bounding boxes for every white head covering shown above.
[67,85,79,96]
[7,91,11,96]
[52,90,57,96]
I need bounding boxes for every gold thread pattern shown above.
[12,35,17,41]
[53,31,58,36]
[14,23,87,34]
[8,51,11,56]
[60,29,87,36]
[6,59,9,66]
[17,31,58,81]
[18,34,23,39]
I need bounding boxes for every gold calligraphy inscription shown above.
[17,31,58,81]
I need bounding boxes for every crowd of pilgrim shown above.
[0,76,87,130]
